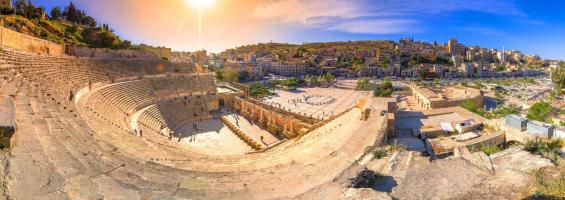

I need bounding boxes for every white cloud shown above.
[327,19,418,34]
[251,0,367,23]
[251,0,523,34]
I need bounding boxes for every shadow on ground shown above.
[349,168,398,193]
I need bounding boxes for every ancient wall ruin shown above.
[411,85,484,110]
[145,47,172,60]
[0,26,64,56]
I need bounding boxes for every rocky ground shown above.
[0,151,8,200]
[301,146,556,200]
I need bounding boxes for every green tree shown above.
[82,15,97,27]
[249,83,269,97]
[418,70,427,80]
[373,76,393,97]
[551,68,565,95]
[382,76,392,89]
[15,0,30,17]
[527,102,555,123]
[239,71,250,82]
[223,71,240,83]
[408,60,417,67]
[215,70,224,81]
[380,58,390,68]
[281,78,299,88]
[50,7,62,19]
[267,80,280,88]
[0,6,13,15]
[62,1,79,23]
[116,40,132,49]
[352,63,362,72]
[14,0,44,19]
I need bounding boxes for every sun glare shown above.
[188,0,215,9]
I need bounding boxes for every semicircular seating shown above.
[0,46,387,199]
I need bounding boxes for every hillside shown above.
[1,14,131,49]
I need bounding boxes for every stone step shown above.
[8,89,68,199]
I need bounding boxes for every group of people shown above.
[159,123,204,143]
[132,129,143,137]
[305,95,336,106]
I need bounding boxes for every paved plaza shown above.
[262,87,371,120]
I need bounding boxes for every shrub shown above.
[389,141,407,152]
[373,148,387,159]
[524,139,564,165]
[373,76,393,97]
[356,77,370,91]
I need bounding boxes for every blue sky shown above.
[28,0,565,59]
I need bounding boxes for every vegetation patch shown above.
[485,104,521,119]
[459,99,485,116]
[388,141,407,152]
[249,83,270,98]
[372,148,388,160]
[469,144,502,156]
[526,102,555,123]
[356,77,371,91]
[524,139,564,165]
[373,76,393,97]
[528,168,565,199]
[2,1,136,49]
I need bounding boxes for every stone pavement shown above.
[263,87,370,120]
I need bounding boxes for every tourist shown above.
[68,90,74,101]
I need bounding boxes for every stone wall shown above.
[411,85,484,110]
[145,47,172,60]
[0,26,64,56]
[65,46,159,59]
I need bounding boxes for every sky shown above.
[29,0,565,59]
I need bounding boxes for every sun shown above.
[187,0,215,9]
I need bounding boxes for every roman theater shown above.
[0,46,394,199]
